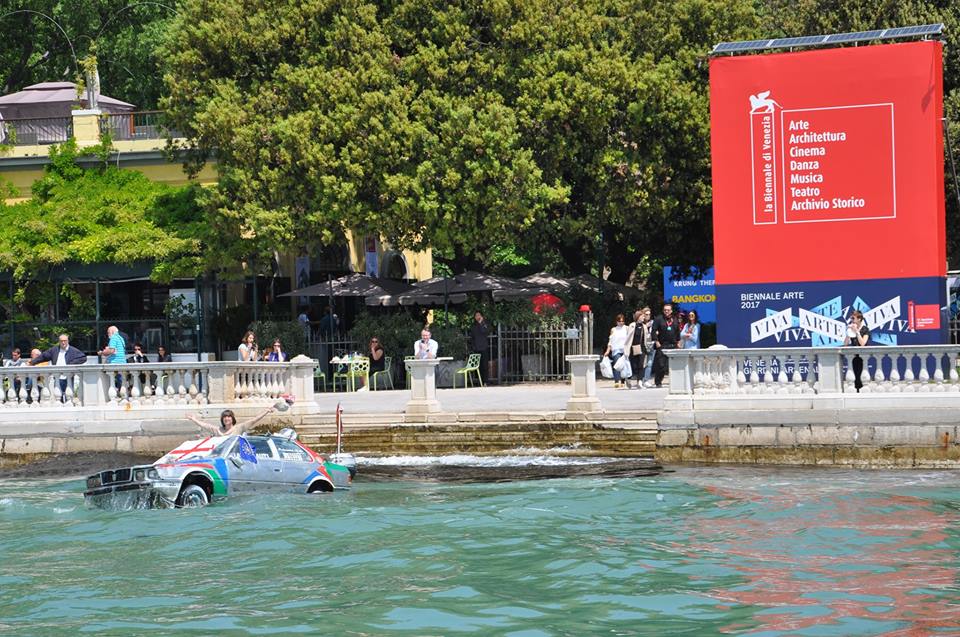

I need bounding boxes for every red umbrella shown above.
[532,293,565,314]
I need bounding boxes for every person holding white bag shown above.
[603,314,635,389]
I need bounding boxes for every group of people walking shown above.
[604,303,700,389]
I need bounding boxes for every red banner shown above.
[710,41,945,285]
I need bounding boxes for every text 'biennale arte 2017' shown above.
[710,41,947,347]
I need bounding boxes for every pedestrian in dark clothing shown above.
[651,303,681,388]
[469,311,491,383]
[628,310,646,389]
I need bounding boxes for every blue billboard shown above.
[664,266,716,323]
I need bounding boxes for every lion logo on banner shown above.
[749,90,782,113]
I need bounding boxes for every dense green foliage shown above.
[158,0,960,284]
[5,0,960,290]
[0,140,205,282]
[0,0,175,108]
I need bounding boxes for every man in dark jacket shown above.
[650,303,680,388]
[30,334,87,401]
[469,311,491,384]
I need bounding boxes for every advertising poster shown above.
[364,236,379,278]
[710,41,946,346]
[664,266,716,323]
[294,256,310,306]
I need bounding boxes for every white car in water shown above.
[84,431,357,509]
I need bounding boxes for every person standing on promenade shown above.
[470,311,491,384]
[414,328,438,359]
[4,348,26,400]
[651,303,681,388]
[603,314,632,389]
[627,309,646,389]
[31,334,87,400]
[680,310,701,350]
[640,307,655,385]
[845,310,870,392]
[99,326,127,363]
[99,326,127,391]
[238,331,258,361]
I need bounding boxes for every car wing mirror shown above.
[230,456,244,468]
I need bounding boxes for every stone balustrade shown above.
[0,356,316,410]
[666,345,960,395]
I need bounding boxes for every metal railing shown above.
[306,331,363,382]
[0,116,72,146]
[99,111,179,141]
[496,323,587,383]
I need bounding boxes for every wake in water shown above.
[357,451,661,482]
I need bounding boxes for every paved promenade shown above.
[312,381,668,415]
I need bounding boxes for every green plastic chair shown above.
[313,363,327,392]
[454,353,483,388]
[334,356,369,392]
[371,356,393,391]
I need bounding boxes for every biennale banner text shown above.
[710,41,946,346]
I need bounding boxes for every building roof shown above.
[0,82,134,119]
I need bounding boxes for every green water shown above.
[2,465,960,636]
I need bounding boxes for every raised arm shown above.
[186,413,220,436]
[232,405,276,436]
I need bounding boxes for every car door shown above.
[242,436,286,493]
[272,437,316,491]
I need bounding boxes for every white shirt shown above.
[608,325,629,353]
[56,347,68,380]
[413,338,439,359]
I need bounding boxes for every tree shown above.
[0,0,175,108]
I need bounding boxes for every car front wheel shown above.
[177,484,210,508]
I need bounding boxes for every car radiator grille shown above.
[100,468,132,485]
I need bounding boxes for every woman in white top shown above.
[603,314,633,388]
[238,331,258,361]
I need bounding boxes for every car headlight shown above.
[86,476,101,489]
[147,468,159,480]
[134,470,145,482]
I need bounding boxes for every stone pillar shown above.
[205,363,232,403]
[80,367,107,406]
[668,350,694,393]
[71,109,102,147]
[817,350,842,393]
[565,355,601,414]
[289,355,318,406]
[405,358,450,414]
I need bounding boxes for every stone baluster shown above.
[735,356,747,393]
[176,368,188,403]
[933,352,946,392]
[888,353,902,392]
[918,353,931,392]
[902,352,916,392]
[29,380,39,407]
[12,376,23,405]
[130,370,142,403]
[873,354,888,392]
[950,352,960,392]
[142,370,153,402]
[789,355,803,393]
[761,355,774,392]
[188,369,199,403]
[748,355,760,393]
[775,355,789,393]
